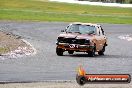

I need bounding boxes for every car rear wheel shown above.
[98,45,106,55]
[88,47,95,57]
[68,50,74,54]
[56,47,63,56]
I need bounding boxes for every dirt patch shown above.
[0,31,36,59]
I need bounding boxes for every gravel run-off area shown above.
[0,31,36,59]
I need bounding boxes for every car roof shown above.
[71,22,100,26]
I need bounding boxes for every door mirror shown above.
[61,30,65,32]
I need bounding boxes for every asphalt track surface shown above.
[0,21,132,82]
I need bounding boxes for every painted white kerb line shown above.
[21,39,37,55]
[118,35,132,41]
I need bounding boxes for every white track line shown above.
[118,35,132,41]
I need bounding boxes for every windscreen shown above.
[66,24,96,34]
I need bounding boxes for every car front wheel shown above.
[88,47,95,57]
[56,47,63,56]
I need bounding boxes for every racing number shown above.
[69,44,78,48]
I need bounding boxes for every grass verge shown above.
[0,0,132,24]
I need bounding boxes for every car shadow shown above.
[64,53,99,57]
[99,54,132,59]
[64,54,132,59]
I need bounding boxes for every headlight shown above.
[85,39,90,44]
[57,37,64,43]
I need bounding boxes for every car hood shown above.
[58,33,94,40]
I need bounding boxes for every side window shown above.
[99,30,100,35]
[99,29,103,36]
[97,26,102,36]
[101,27,104,35]
[96,27,99,36]
[97,26,104,36]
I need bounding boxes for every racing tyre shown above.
[68,50,74,54]
[56,47,63,56]
[98,45,106,55]
[88,47,95,57]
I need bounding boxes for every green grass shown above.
[0,0,132,24]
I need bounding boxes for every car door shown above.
[98,26,107,50]
[100,26,107,44]
[95,26,104,51]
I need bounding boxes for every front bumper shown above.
[56,43,94,52]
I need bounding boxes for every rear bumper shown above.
[56,43,94,52]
